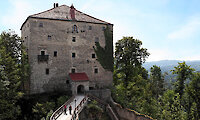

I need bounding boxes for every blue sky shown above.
[0,0,200,61]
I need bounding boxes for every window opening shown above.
[72,25,78,33]
[92,54,95,58]
[94,68,98,73]
[41,51,45,56]
[66,80,69,84]
[39,23,43,27]
[48,35,51,40]
[46,68,49,75]
[72,53,76,58]
[71,68,75,73]
[89,26,92,30]
[54,51,57,57]
[102,26,105,31]
[95,37,99,43]
[72,37,76,42]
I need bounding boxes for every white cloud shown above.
[1,0,33,35]
[182,55,200,61]
[168,17,200,40]
[147,48,172,62]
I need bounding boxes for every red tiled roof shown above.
[69,73,89,82]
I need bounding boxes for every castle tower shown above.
[21,4,113,94]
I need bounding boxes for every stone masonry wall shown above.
[22,18,113,94]
[110,99,153,120]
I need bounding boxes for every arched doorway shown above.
[77,85,84,94]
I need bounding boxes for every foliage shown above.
[114,37,150,87]
[160,90,186,120]
[94,26,113,71]
[186,72,200,119]
[85,100,104,120]
[0,31,29,120]
[57,95,70,107]
[32,102,55,119]
[171,61,194,98]
[150,65,165,99]
[112,36,200,120]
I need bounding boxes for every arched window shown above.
[72,25,78,33]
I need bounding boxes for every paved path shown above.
[56,95,86,120]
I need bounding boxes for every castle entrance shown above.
[77,85,84,94]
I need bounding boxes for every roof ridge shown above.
[75,9,111,25]
[30,5,67,17]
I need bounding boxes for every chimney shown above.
[54,3,59,8]
[53,3,55,8]
[70,4,76,20]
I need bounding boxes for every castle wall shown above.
[22,18,113,94]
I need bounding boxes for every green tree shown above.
[32,102,55,119]
[115,37,150,87]
[85,100,104,120]
[160,90,186,120]
[150,65,165,99]
[187,72,200,119]
[0,31,29,119]
[171,62,194,98]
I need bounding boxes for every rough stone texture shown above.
[110,99,153,120]
[86,89,111,102]
[71,81,89,95]
[21,5,113,94]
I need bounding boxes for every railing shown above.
[50,94,119,120]
[38,55,49,62]
[70,96,88,120]
[50,96,75,120]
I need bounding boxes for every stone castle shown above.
[21,3,113,94]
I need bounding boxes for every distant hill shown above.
[143,60,200,85]
[143,60,200,73]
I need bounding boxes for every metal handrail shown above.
[50,96,75,120]
[70,96,88,120]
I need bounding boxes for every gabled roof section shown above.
[30,5,111,24]
[69,73,89,82]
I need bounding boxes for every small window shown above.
[72,53,76,58]
[54,51,57,57]
[39,23,43,27]
[95,37,99,43]
[46,68,49,75]
[71,68,75,73]
[41,51,45,55]
[72,25,78,33]
[66,80,69,84]
[48,35,51,40]
[72,37,76,42]
[92,54,95,58]
[94,68,98,74]
[89,26,92,30]
[102,26,105,31]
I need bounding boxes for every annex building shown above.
[21,3,113,94]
